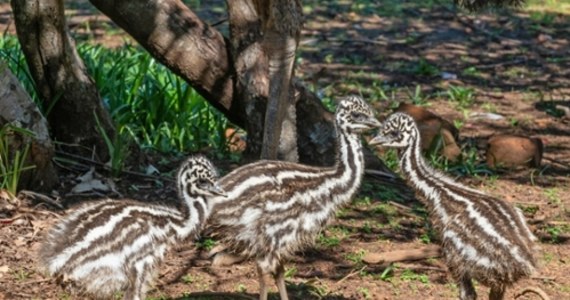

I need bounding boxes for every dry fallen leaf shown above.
[14,236,27,247]
[0,265,10,279]
[70,179,110,194]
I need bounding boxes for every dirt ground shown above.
[1,1,569,299]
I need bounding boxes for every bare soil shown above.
[1,1,569,299]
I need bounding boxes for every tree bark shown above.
[226,0,269,160]
[89,0,338,165]
[11,0,114,161]
[255,0,302,162]
[0,60,58,192]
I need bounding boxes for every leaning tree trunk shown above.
[254,0,302,162]
[89,0,338,166]
[11,0,114,161]
[226,0,301,162]
[0,61,58,192]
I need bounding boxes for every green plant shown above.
[236,283,247,293]
[545,226,562,243]
[345,249,366,265]
[181,274,195,284]
[284,266,297,279]
[377,148,399,170]
[317,233,340,248]
[429,147,493,177]
[0,124,36,197]
[517,204,539,215]
[357,287,371,299]
[95,115,131,178]
[529,11,556,26]
[2,35,231,156]
[453,119,465,130]
[544,188,560,205]
[446,85,475,109]
[376,264,394,281]
[407,85,430,106]
[400,269,429,284]
[542,252,554,263]
[481,102,497,113]
[353,196,372,206]
[412,58,440,77]
[362,221,373,234]
[419,232,432,244]
[462,66,480,77]
[13,268,30,281]
[373,203,397,217]
[195,238,216,251]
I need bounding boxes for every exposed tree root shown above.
[514,286,551,300]
[363,245,441,264]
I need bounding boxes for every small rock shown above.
[537,33,552,43]
[469,112,505,121]
[486,135,543,168]
[441,72,457,80]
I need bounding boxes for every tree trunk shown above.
[88,0,339,165]
[226,0,269,160]
[255,0,302,162]
[0,60,58,192]
[11,0,114,161]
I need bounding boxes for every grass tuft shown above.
[2,36,231,156]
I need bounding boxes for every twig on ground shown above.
[336,266,366,284]
[0,213,24,224]
[363,245,441,265]
[395,263,446,273]
[16,207,62,219]
[326,37,388,46]
[542,157,570,170]
[15,278,52,285]
[387,201,419,219]
[531,276,556,282]
[515,201,545,206]
[514,286,551,300]
[18,190,63,209]
[555,105,570,119]
[388,201,412,211]
[547,221,570,226]
[55,151,174,182]
[476,58,527,70]
[527,215,547,225]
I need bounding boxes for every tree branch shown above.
[88,0,241,126]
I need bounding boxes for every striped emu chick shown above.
[208,96,381,300]
[370,113,537,300]
[38,156,226,300]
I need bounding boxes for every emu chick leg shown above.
[459,275,477,300]
[257,264,270,300]
[489,285,506,300]
[274,264,289,300]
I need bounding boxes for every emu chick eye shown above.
[351,112,365,120]
[389,131,399,138]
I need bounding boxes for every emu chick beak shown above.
[369,134,389,146]
[365,117,382,128]
[210,183,228,197]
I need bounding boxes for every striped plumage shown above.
[370,112,537,300]
[208,95,381,300]
[38,156,226,300]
